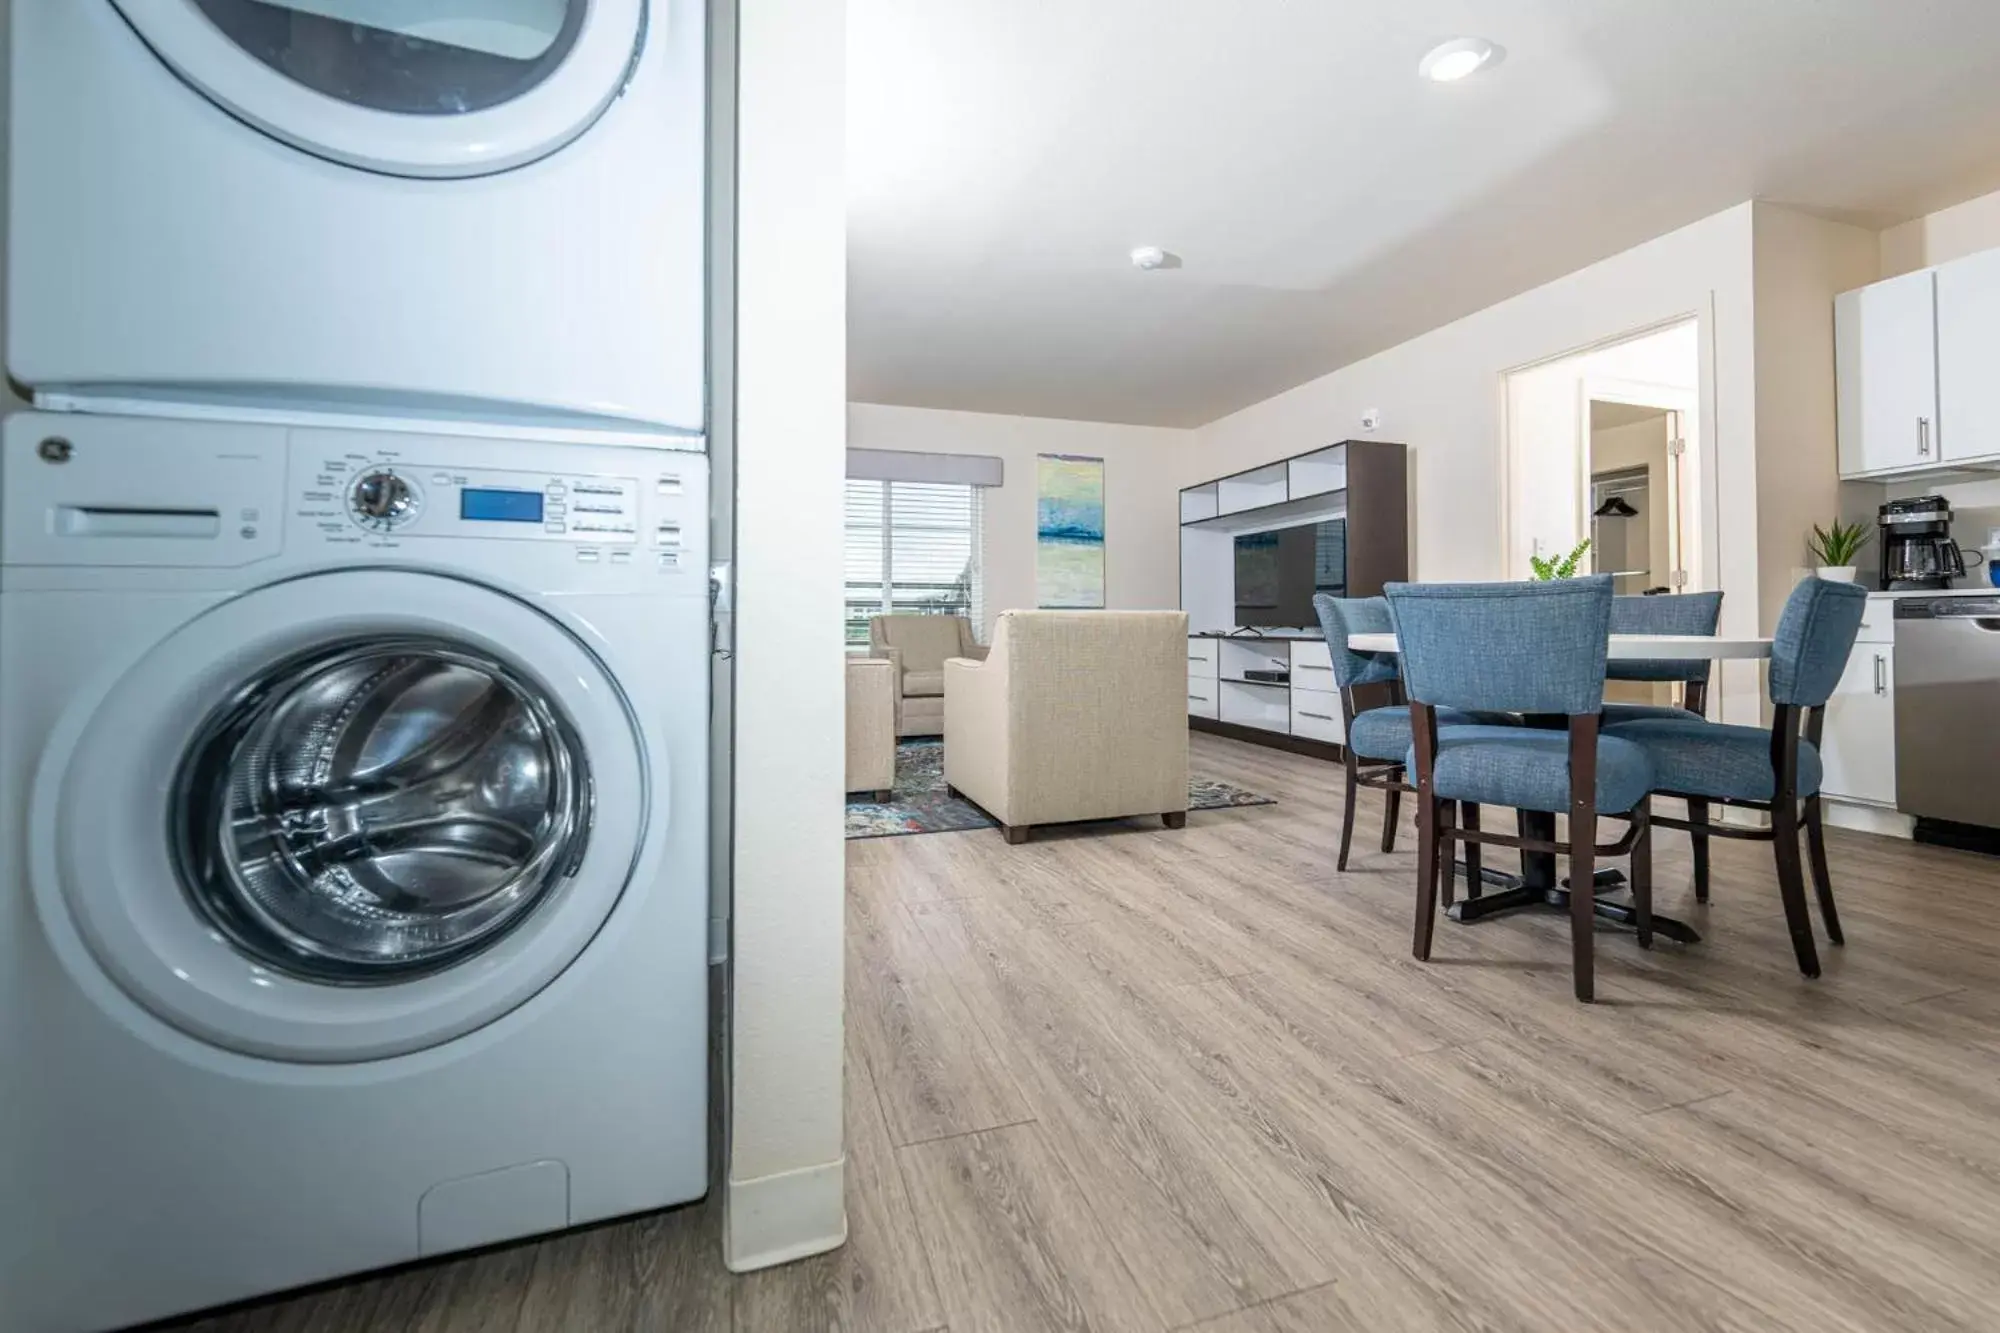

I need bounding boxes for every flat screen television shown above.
[1234,518,1347,628]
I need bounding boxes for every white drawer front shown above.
[1290,639,1333,673]
[1290,687,1346,745]
[1290,648,1336,694]
[1218,681,1290,731]
[1187,677,1219,719]
[1188,638,1220,675]
[1856,598,1894,643]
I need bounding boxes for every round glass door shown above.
[36,569,651,1063]
[112,0,649,177]
[172,638,591,983]
[190,0,585,116]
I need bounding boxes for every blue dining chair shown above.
[1387,574,1656,1003]
[1603,590,1725,724]
[1312,595,1505,885]
[1605,577,1866,979]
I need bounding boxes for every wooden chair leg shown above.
[1439,802,1457,910]
[1770,803,1821,979]
[1460,802,1483,899]
[1412,794,1441,962]
[1570,814,1597,1003]
[1804,796,1845,946]
[1162,811,1187,830]
[1337,756,1360,872]
[1630,799,1653,950]
[1687,797,1711,903]
[1381,786,1402,854]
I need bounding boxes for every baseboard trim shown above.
[1823,800,1914,840]
[722,1155,847,1273]
[1190,716,1344,762]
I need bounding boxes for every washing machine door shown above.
[34,570,654,1063]
[110,0,648,177]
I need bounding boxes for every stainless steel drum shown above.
[171,637,591,983]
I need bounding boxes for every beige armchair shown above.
[868,614,988,736]
[943,610,1190,843]
[846,657,896,801]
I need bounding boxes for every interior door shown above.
[36,570,651,1063]
[111,0,648,177]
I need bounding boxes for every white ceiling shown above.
[847,0,2000,427]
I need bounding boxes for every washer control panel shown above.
[302,453,667,547]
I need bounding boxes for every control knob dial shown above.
[350,470,419,530]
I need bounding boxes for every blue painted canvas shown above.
[1037,453,1105,608]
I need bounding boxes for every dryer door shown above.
[33,570,654,1063]
[110,0,647,177]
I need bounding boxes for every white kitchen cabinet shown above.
[1819,643,1896,807]
[1836,270,1940,477]
[1936,247,2000,464]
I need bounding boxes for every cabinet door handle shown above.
[1919,417,1932,456]
[1873,653,1887,695]
[1297,710,1335,721]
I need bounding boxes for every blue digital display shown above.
[460,488,545,524]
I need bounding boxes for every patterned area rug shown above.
[846,739,1276,840]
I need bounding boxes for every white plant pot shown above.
[1815,566,1858,582]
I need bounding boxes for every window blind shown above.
[844,479,983,647]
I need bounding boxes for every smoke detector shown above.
[1129,246,1181,271]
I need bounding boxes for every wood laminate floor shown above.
[173,734,2000,1332]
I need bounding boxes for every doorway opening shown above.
[1504,317,1705,708]
[1504,318,1704,592]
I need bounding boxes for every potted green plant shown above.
[1529,538,1592,581]
[1807,520,1870,582]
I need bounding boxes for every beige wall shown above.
[1184,202,1765,725]
[846,403,1190,638]
[1880,186,2000,278]
[726,0,848,1272]
[1750,202,1880,626]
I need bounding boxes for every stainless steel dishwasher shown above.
[1894,595,2000,835]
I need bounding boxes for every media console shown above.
[1181,441,1409,759]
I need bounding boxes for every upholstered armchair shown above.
[868,614,988,736]
[845,657,897,801]
[943,610,1190,843]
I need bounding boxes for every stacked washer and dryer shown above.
[2,4,713,1330]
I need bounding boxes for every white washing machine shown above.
[0,413,711,1332]
[6,0,705,436]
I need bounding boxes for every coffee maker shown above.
[1879,495,1970,590]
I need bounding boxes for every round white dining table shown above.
[1347,632,1771,659]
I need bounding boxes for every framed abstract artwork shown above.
[1036,453,1105,608]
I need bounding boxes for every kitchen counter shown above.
[1867,586,2000,599]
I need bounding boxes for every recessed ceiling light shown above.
[1419,37,1501,83]
[1130,246,1181,271]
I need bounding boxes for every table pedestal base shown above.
[1441,810,1702,945]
